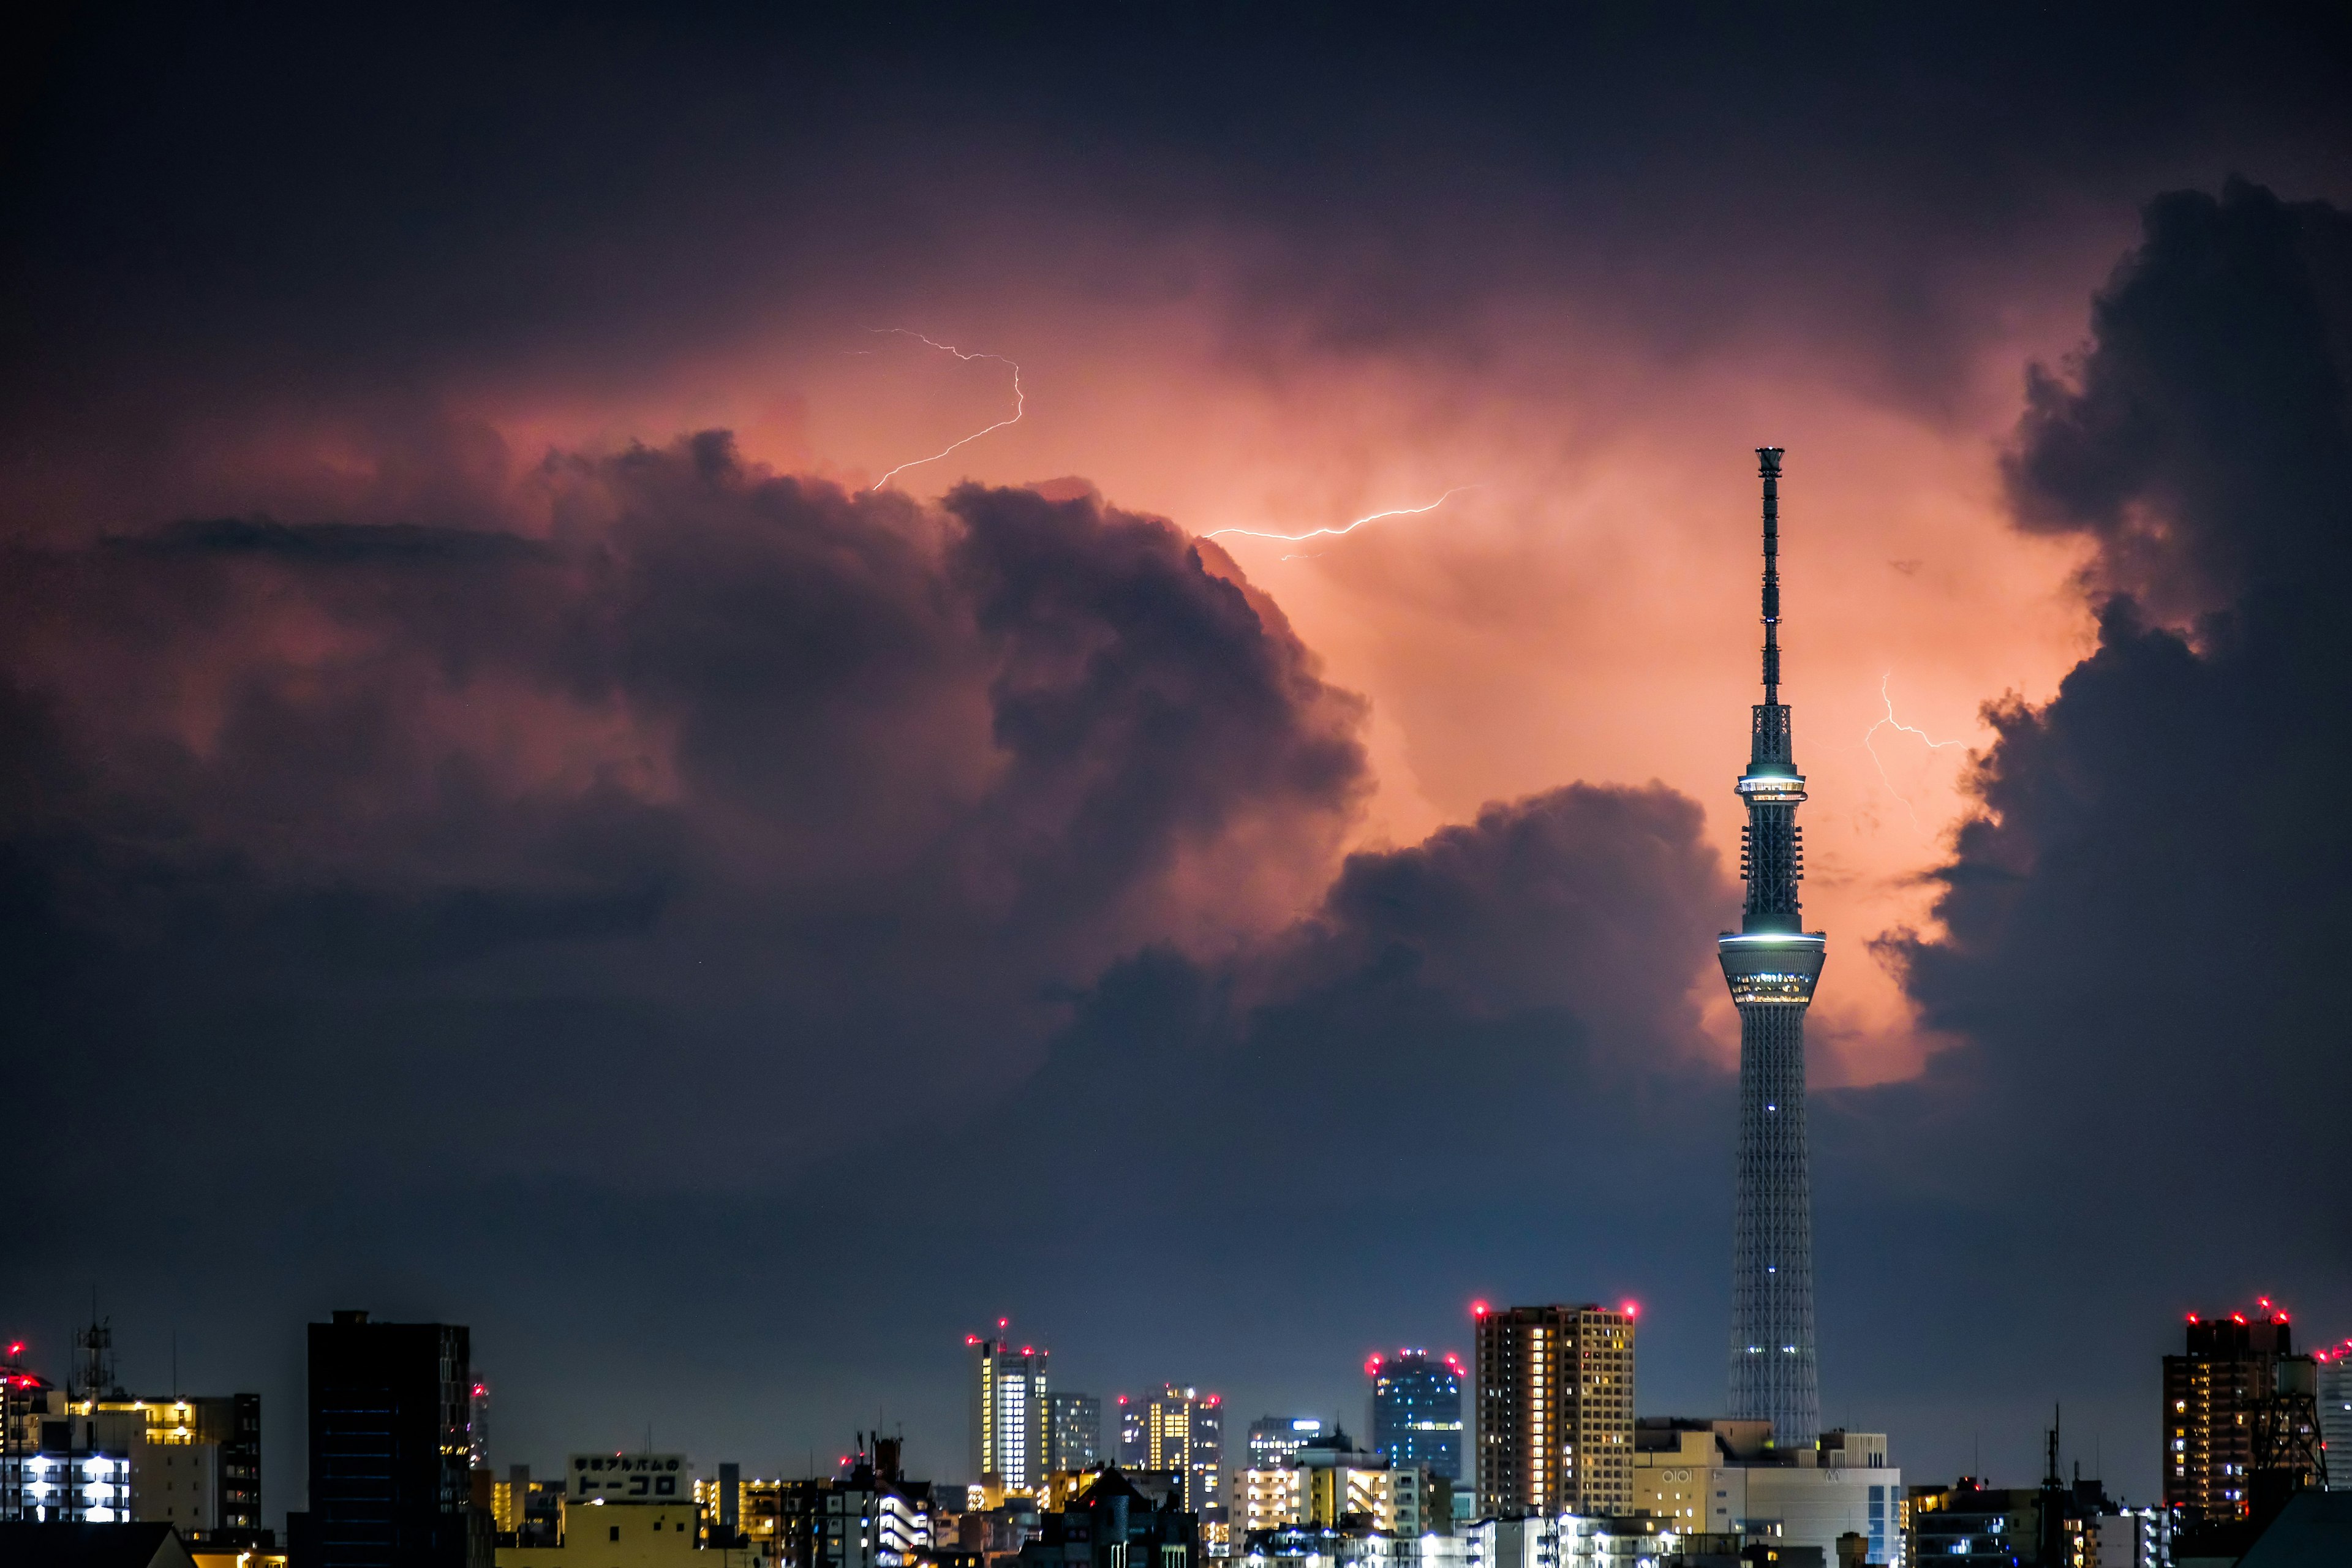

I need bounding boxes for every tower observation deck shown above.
[1719,446,1824,1449]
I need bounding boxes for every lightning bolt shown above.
[865,330,1025,492]
[1204,486,1478,545]
[1862,672,1966,831]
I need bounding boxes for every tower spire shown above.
[1758,447,1784,705]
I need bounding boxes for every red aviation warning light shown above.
[1471,1300,1489,1318]
[1365,1355,1383,1376]
[1622,1302,1639,1319]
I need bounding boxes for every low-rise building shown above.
[1630,1421,1898,1567]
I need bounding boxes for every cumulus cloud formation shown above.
[1900,179,2352,1263]
[0,437,1371,1199]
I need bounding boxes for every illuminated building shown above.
[2320,1341,2352,1492]
[298,1309,477,1568]
[970,1329,1050,1493]
[1469,1303,1634,1519]
[1719,447,1826,1454]
[1460,1512,1671,1568]
[1,1337,260,1534]
[1117,1399,1146,1468]
[1246,1419,1324,1474]
[1368,1352,1463,1481]
[1047,1394,1101,1474]
[1231,1430,1436,1539]
[1635,1419,1902,1566]
[2163,1305,2295,1521]
[496,1461,706,1568]
[1139,1385,1224,1518]
[763,1440,946,1568]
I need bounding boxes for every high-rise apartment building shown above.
[1471,1303,1635,1519]
[1720,447,1825,1453]
[970,1332,1050,1493]
[2320,1341,2352,1491]
[1369,1351,1463,1480]
[1143,1385,1224,1520]
[1047,1393,1101,1474]
[1246,1418,1324,1473]
[2163,1308,2293,1521]
[302,1309,476,1568]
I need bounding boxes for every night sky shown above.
[4,2,2351,1523]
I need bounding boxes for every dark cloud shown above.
[0,440,1370,1194]
[1890,178,2352,1398]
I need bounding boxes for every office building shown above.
[1047,1395,1101,1474]
[1369,1352,1463,1481]
[1248,1420,1325,1474]
[1117,1400,1147,1468]
[764,1439,945,1568]
[971,1332,1051,1493]
[1471,1303,1634,1519]
[301,1309,477,1568]
[1142,1385,1225,1521]
[1635,1419,1901,1566]
[2164,1306,2294,1521]
[1719,446,1827,1453]
[2320,1341,2352,1491]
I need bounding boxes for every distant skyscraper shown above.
[1117,1396,1146,1468]
[1142,1385,1224,1520]
[1368,1350,1463,1480]
[1472,1303,1635,1518]
[1246,1417,1324,1473]
[2164,1306,2294,1521]
[1048,1393,1101,1474]
[1720,447,1825,1452]
[304,1309,475,1568]
[969,1329,1050,1492]
[2320,1341,2352,1491]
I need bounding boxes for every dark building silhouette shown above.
[301,1310,477,1568]
[1367,1351,1463,1481]
[1014,1467,1200,1568]
[1719,447,1825,1452]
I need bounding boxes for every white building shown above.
[2087,1507,2171,1568]
[2320,1345,2352,1491]
[1631,1420,1900,1567]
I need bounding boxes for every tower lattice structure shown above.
[1718,447,1824,1450]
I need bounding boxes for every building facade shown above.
[2163,1308,2293,1521]
[1047,1395,1101,1476]
[1248,1420,1325,1475]
[971,1335,1051,1494]
[1634,1419,1900,1566]
[1142,1386,1225,1522]
[1719,446,1826,1454]
[2320,1342,2352,1491]
[1369,1354,1463,1482]
[303,1309,477,1568]
[1471,1305,1634,1520]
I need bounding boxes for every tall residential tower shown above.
[1719,447,1824,1450]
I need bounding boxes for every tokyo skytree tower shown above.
[1717,447,1824,1450]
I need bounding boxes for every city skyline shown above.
[3,0,2351,1548]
